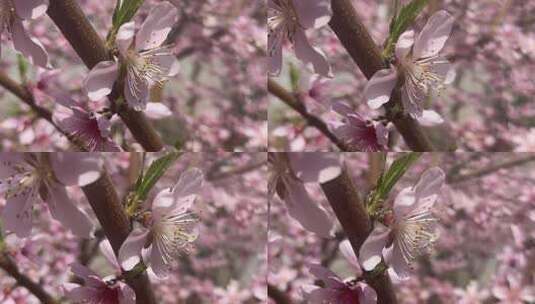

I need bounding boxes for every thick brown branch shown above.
[321,167,398,304]
[268,78,350,151]
[82,170,156,304]
[329,0,434,151]
[0,253,58,304]
[47,0,164,151]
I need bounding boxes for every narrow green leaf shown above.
[368,152,422,214]
[135,152,181,201]
[289,63,301,93]
[383,0,430,58]
[108,0,145,45]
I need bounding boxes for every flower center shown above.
[152,211,199,266]
[125,46,172,100]
[268,0,301,56]
[393,208,438,264]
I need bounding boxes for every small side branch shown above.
[268,78,350,151]
[0,253,58,304]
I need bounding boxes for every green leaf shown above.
[126,152,182,215]
[383,0,430,58]
[108,0,145,45]
[17,54,28,83]
[368,152,422,213]
[289,63,300,93]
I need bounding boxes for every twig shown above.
[329,0,434,151]
[47,0,164,151]
[268,78,350,151]
[81,169,156,304]
[0,71,88,151]
[0,253,58,304]
[447,154,535,184]
[320,167,398,304]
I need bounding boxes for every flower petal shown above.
[307,263,343,288]
[50,153,102,186]
[151,54,180,77]
[413,167,445,209]
[393,187,416,219]
[1,191,36,238]
[359,222,390,271]
[14,0,49,20]
[413,10,454,59]
[83,61,118,101]
[293,0,332,29]
[283,178,333,237]
[99,239,120,269]
[293,29,331,77]
[288,153,342,184]
[149,242,170,278]
[124,71,150,111]
[416,110,444,127]
[144,103,173,119]
[268,25,284,76]
[358,282,378,304]
[11,19,49,68]
[118,227,150,271]
[339,240,362,276]
[119,284,136,304]
[117,21,135,56]
[395,30,415,59]
[46,183,95,238]
[365,69,397,109]
[384,241,412,280]
[136,2,178,51]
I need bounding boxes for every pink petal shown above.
[393,187,416,219]
[144,103,173,119]
[413,167,445,208]
[332,102,354,117]
[283,178,333,237]
[413,10,454,59]
[151,54,180,77]
[365,68,397,109]
[11,19,49,68]
[149,242,170,278]
[307,288,340,304]
[117,21,135,56]
[395,30,415,59]
[357,282,378,304]
[119,284,136,304]
[99,240,120,269]
[46,183,95,238]
[84,61,119,101]
[152,168,202,216]
[50,153,102,186]
[69,262,97,281]
[136,2,178,51]
[339,240,362,276]
[1,191,36,238]
[384,241,412,280]
[416,110,444,127]
[268,26,283,76]
[124,71,150,110]
[118,227,150,271]
[0,153,26,178]
[293,0,332,29]
[293,29,331,77]
[172,168,204,200]
[307,264,344,289]
[288,153,341,184]
[14,0,49,20]
[359,222,390,271]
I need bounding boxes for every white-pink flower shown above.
[365,11,455,121]
[359,167,445,280]
[268,0,332,76]
[304,240,377,304]
[269,152,341,237]
[0,0,50,68]
[0,153,100,238]
[330,102,389,152]
[84,2,179,111]
[53,103,121,152]
[64,262,135,304]
[492,275,535,304]
[118,168,203,278]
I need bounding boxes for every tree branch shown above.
[82,169,156,304]
[0,71,89,150]
[328,0,434,151]
[0,253,58,304]
[447,154,535,184]
[268,78,350,151]
[320,167,398,304]
[47,0,164,151]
